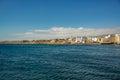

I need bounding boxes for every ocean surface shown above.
[0,44,120,80]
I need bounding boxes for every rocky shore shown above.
[0,34,120,45]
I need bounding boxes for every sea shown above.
[0,44,120,80]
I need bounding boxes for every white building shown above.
[91,37,97,42]
[75,36,82,43]
[115,34,120,44]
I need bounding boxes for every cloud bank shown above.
[13,27,120,40]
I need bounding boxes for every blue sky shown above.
[0,0,120,40]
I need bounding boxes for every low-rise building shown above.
[115,34,120,44]
[75,36,82,43]
[75,36,88,44]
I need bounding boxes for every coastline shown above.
[0,33,120,45]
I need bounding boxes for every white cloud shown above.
[24,32,33,35]
[13,27,120,40]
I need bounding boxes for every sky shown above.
[0,0,120,40]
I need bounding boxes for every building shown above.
[75,36,88,44]
[75,36,82,43]
[115,34,120,44]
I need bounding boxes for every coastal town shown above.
[0,33,120,45]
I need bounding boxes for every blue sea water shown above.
[0,44,120,80]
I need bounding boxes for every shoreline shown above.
[0,33,120,45]
[0,42,119,45]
